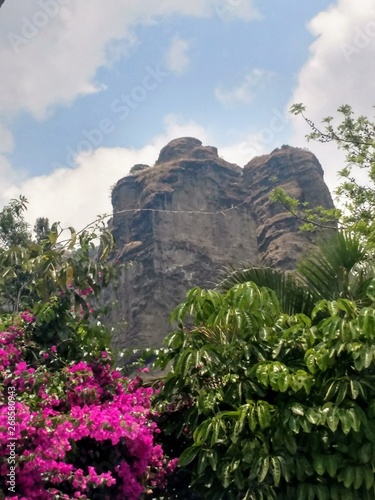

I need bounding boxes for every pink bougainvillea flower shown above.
[0,317,176,499]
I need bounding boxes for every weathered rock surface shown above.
[243,145,333,269]
[109,139,334,350]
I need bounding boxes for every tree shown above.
[284,104,375,238]
[0,196,30,248]
[0,197,118,360]
[33,216,50,243]
[154,274,375,499]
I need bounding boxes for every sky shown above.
[1,0,375,231]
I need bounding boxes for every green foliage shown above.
[217,264,316,316]
[288,104,375,237]
[152,104,375,497]
[0,195,30,248]
[269,187,341,232]
[218,231,375,320]
[155,278,375,499]
[0,197,121,362]
[33,216,50,243]
[297,231,375,306]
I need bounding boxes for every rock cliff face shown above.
[110,138,334,349]
[243,146,333,269]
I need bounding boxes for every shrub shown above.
[154,283,375,499]
[0,313,176,499]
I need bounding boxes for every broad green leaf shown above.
[327,408,340,432]
[193,420,212,445]
[316,484,329,500]
[291,403,305,416]
[353,467,364,490]
[363,466,374,489]
[256,364,269,386]
[207,448,219,471]
[284,433,297,454]
[315,349,329,371]
[248,405,257,432]
[350,379,360,399]
[257,402,272,429]
[306,408,321,425]
[335,381,348,405]
[326,454,338,478]
[313,454,325,475]
[221,462,232,488]
[211,419,220,447]
[339,409,352,435]
[278,373,289,392]
[347,407,361,432]
[67,226,77,249]
[324,381,339,401]
[343,465,356,488]
[271,456,281,486]
[234,468,245,490]
[258,456,270,483]
[358,443,372,464]
[179,445,201,466]
[305,351,317,374]
[197,450,209,475]
[168,330,184,350]
[328,300,339,316]
[176,348,193,377]
[361,346,373,369]
[358,308,375,339]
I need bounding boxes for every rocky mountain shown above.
[109,138,334,350]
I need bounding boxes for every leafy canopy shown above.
[0,195,30,248]
[155,277,375,500]
[273,104,375,238]
[0,197,118,362]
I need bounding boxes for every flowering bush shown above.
[0,313,176,499]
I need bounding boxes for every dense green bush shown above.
[154,279,375,499]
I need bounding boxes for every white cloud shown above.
[0,0,261,226]
[0,0,258,120]
[0,122,14,154]
[289,0,375,194]
[219,134,268,166]
[215,68,272,107]
[212,0,261,22]
[165,36,191,75]
[0,115,211,230]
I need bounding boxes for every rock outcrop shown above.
[243,145,333,268]
[109,138,334,349]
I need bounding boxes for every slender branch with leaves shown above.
[284,104,375,238]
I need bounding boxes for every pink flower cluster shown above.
[0,315,174,499]
[19,311,36,324]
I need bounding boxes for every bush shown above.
[0,312,176,499]
[154,283,375,499]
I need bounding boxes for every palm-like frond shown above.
[298,231,375,304]
[217,231,375,315]
[217,266,316,316]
